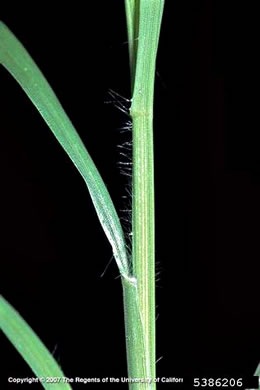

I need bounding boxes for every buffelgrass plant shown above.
[1,3,259,390]
[0,1,164,389]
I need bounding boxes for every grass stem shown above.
[124,1,164,388]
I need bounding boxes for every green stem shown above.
[123,1,164,389]
[122,278,146,388]
[132,112,155,385]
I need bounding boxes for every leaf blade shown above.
[0,296,72,390]
[0,21,130,279]
[124,0,140,90]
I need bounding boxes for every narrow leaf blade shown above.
[255,362,260,376]
[0,296,72,390]
[0,22,130,279]
[124,0,140,89]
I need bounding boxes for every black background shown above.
[0,1,259,389]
